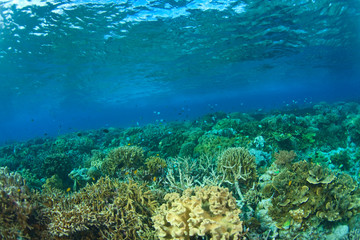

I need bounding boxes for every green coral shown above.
[42,174,64,191]
[330,150,351,170]
[101,146,145,176]
[213,118,241,132]
[42,153,73,183]
[194,134,236,156]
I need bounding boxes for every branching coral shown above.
[217,147,257,201]
[44,176,157,239]
[0,167,42,239]
[101,146,145,176]
[152,185,246,240]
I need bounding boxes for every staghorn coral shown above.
[152,185,246,240]
[101,145,145,176]
[217,147,257,200]
[44,176,157,239]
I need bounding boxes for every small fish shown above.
[153,177,156,182]
[77,133,82,137]
[125,172,129,175]
[134,170,138,174]
[66,187,71,192]
[92,177,95,181]
[156,154,159,156]
[17,189,21,193]
[288,180,292,186]
[103,129,109,133]
[127,143,131,146]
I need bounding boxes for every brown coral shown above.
[101,146,145,176]
[217,147,258,200]
[273,150,297,168]
[0,167,42,239]
[145,156,167,176]
[152,185,245,240]
[266,161,360,229]
[44,177,157,239]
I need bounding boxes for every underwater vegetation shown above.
[1,101,360,239]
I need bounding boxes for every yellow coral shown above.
[45,177,157,239]
[152,186,245,240]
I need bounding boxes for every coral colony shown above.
[1,101,360,239]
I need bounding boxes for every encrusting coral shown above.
[152,185,246,240]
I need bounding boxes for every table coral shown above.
[152,185,246,240]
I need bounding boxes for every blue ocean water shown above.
[0,0,359,144]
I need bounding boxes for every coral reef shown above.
[330,150,351,170]
[265,161,360,230]
[42,153,73,185]
[273,150,297,168]
[193,133,237,156]
[217,147,258,200]
[145,156,167,176]
[44,177,157,239]
[101,146,145,176]
[68,168,94,190]
[152,185,246,239]
[0,101,360,239]
[0,167,42,239]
